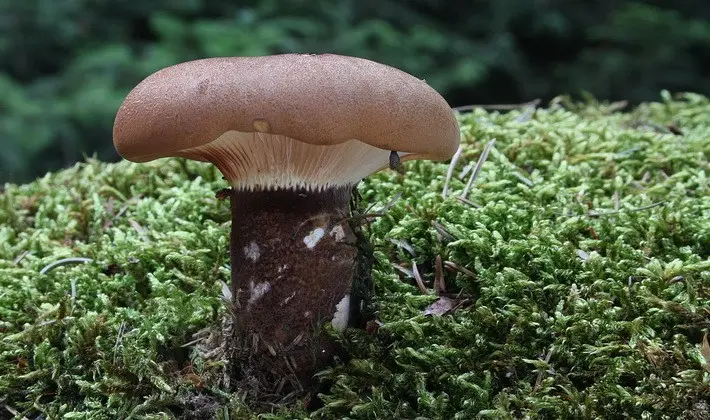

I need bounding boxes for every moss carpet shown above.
[1,92,709,419]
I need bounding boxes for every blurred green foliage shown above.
[1,0,709,184]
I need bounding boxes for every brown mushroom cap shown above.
[113,54,459,163]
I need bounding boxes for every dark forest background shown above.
[1,0,708,184]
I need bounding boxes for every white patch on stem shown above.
[244,241,260,262]
[330,225,346,242]
[247,281,271,306]
[331,294,350,332]
[281,291,296,306]
[303,227,325,249]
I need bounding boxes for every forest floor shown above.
[1,92,709,419]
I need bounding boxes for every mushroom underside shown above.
[175,130,406,190]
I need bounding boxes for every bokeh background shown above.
[1,0,708,185]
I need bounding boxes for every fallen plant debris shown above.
[1,92,710,418]
[423,296,457,316]
[700,333,710,374]
[39,257,93,275]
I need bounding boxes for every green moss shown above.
[1,92,709,419]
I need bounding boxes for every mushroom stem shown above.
[227,186,357,391]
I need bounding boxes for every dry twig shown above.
[461,139,496,199]
[434,255,446,294]
[39,257,93,275]
[412,262,430,295]
[453,99,541,113]
[444,260,476,279]
[443,145,463,198]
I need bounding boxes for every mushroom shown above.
[112,54,460,393]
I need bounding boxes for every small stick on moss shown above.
[112,204,130,222]
[346,191,402,226]
[69,279,78,317]
[434,255,446,294]
[627,120,673,134]
[443,145,463,198]
[453,98,541,113]
[456,196,481,208]
[373,191,403,215]
[412,262,430,295]
[586,201,665,218]
[512,171,534,187]
[113,321,126,363]
[181,336,204,348]
[444,260,476,279]
[394,264,414,278]
[461,139,496,199]
[13,250,29,265]
[39,257,93,275]
[449,298,473,312]
[431,221,455,242]
[459,163,473,180]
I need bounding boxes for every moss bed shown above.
[1,92,710,419]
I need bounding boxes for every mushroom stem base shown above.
[227,186,357,396]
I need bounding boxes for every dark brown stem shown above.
[228,186,357,395]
